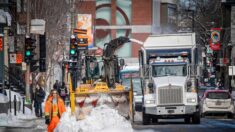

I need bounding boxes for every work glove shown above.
[45,116,50,125]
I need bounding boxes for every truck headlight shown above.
[187,98,196,103]
[145,100,155,104]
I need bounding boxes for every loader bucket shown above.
[74,82,130,120]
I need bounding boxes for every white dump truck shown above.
[139,33,200,124]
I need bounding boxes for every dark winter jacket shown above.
[58,86,68,97]
[34,87,45,103]
[53,83,60,92]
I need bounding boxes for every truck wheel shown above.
[227,113,234,119]
[142,108,150,125]
[192,112,201,124]
[152,117,158,124]
[201,113,205,118]
[184,117,190,124]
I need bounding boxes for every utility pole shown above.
[25,0,31,104]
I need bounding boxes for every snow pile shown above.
[5,89,22,102]
[0,108,36,127]
[55,105,133,132]
[0,93,8,103]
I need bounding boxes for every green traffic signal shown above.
[70,49,76,55]
[26,50,31,56]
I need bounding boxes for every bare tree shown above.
[178,0,223,45]
[29,0,71,91]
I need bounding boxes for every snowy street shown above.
[0,106,235,132]
[133,112,235,132]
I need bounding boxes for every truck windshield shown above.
[152,65,187,77]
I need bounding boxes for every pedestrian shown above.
[34,85,45,118]
[53,80,60,92]
[44,89,66,132]
[58,82,68,102]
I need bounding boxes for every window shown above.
[152,64,187,77]
[207,92,230,99]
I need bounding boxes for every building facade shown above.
[75,0,177,58]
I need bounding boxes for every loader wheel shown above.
[142,108,150,125]
[192,112,201,124]
[132,101,135,123]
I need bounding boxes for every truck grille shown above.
[158,86,183,105]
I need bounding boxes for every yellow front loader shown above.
[68,37,134,120]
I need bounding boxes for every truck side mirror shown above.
[148,82,153,88]
[119,59,125,67]
[187,81,192,87]
[148,82,154,93]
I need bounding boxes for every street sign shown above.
[22,62,26,71]
[10,53,23,64]
[10,53,16,63]
[30,19,46,35]
[229,66,235,76]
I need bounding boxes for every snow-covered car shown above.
[200,90,234,118]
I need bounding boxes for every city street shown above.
[1,0,235,132]
[0,114,234,132]
[133,113,235,132]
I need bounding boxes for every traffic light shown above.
[39,34,46,72]
[68,61,78,71]
[69,35,77,60]
[25,36,36,64]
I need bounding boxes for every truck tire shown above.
[142,108,150,125]
[200,112,205,118]
[227,113,234,119]
[184,117,190,124]
[192,112,201,124]
[152,117,158,124]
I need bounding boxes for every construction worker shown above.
[44,89,66,132]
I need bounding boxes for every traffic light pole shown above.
[25,65,31,103]
[25,0,31,104]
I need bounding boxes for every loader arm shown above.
[102,36,130,88]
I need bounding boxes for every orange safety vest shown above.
[44,96,66,132]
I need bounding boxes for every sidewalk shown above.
[0,117,46,132]
[0,111,47,132]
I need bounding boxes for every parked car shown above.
[200,90,234,118]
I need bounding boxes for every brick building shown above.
[75,0,177,58]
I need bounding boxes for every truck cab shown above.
[139,33,200,124]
